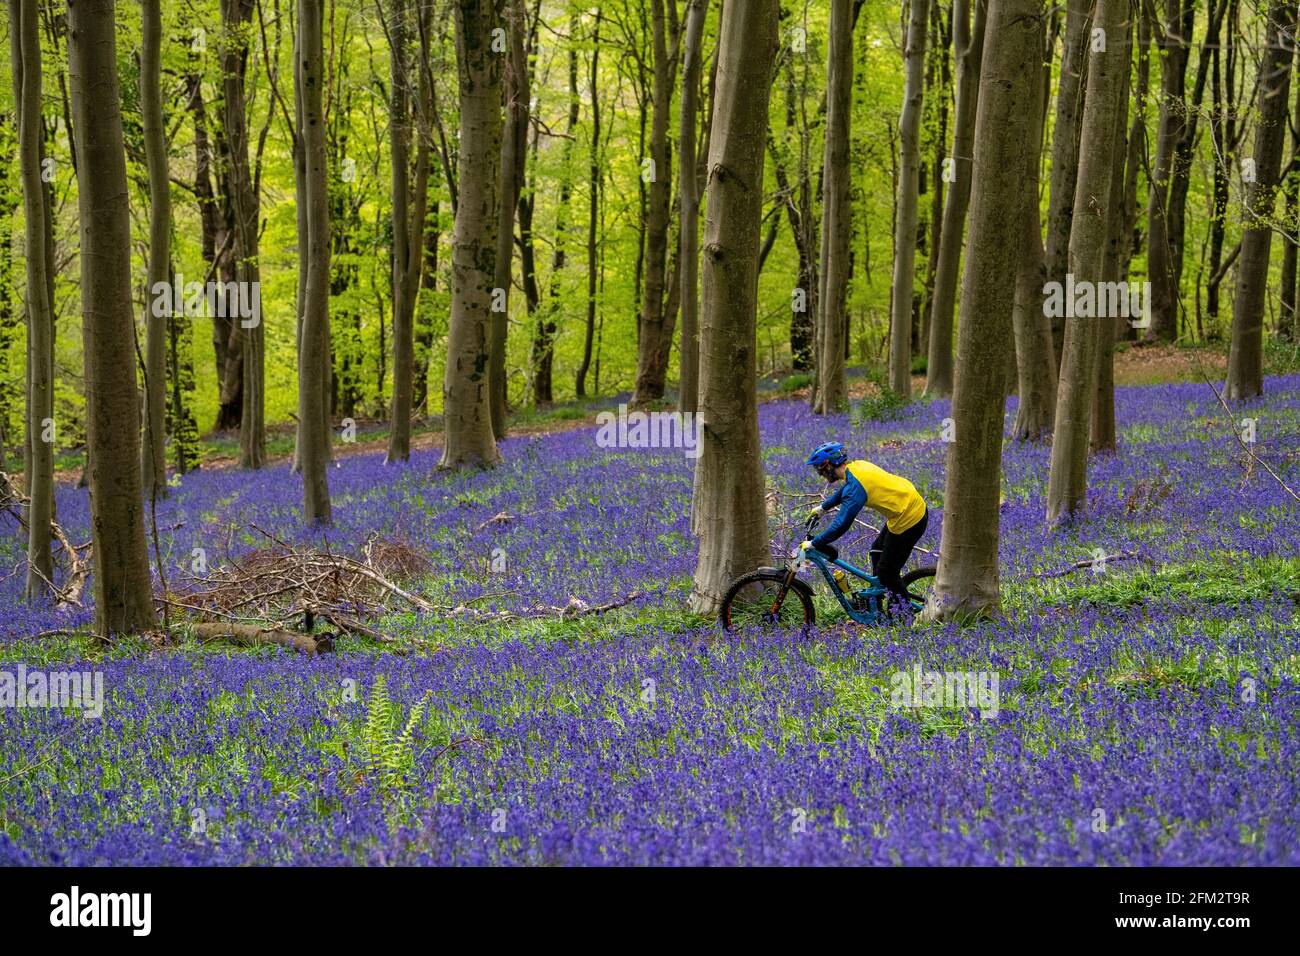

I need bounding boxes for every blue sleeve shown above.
[813,475,867,548]
[820,484,845,511]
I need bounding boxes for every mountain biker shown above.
[803,441,929,616]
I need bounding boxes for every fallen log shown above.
[189,622,334,655]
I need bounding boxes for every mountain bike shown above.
[719,512,936,632]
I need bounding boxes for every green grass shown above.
[1029,555,1300,610]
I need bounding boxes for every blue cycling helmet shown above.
[805,441,848,467]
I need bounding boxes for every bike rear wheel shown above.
[719,570,815,633]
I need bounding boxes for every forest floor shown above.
[2,354,1297,864]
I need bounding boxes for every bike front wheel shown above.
[901,566,937,608]
[719,570,816,633]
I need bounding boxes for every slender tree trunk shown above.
[1281,158,1299,338]
[140,0,170,498]
[13,0,55,598]
[386,0,432,462]
[1227,0,1296,398]
[1091,18,1133,454]
[813,0,853,413]
[536,15,581,406]
[1207,2,1240,330]
[491,0,528,432]
[924,0,985,398]
[1046,0,1126,524]
[68,0,159,639]
[922,0,1040,621]
[441,0,503,468]
[633,0,680,405]
[1119,10,1151,310]
[1043,0,1091,364]
[688,0,778,615]
[888,0,929,398]
[297,0,332,523]
[1011,17,1057,441]
[575,15,601,399]
[1145,0,1194,343]
[1164,0,1229,328]
[677,0,707,414]
[221,0,265,468]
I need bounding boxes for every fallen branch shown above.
[190,621,334,655]
[1034,550,1150,579]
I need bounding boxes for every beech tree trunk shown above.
[140,0,169,498]
[1145,0,1195,343]
[536,15,580,406]
[575,16,601,399]
[888,0,929,398]
[1046,0,1127,524]
[491,0,528,431]
[921,0,1039,622]
[1043,0,1091,364]
[68,0,159,639]
[1164,0,1230,336]
[633,0,680,405]
[1011,17,1056,441]
[1091,20,1133,454]
[812,0,853,414]
[13,0,55,599]
[221,0,265,468]
[688,0,778,615]
[924,0,985,398]
[297,0,332,524]
[441,0,503,468]
[386,0,433,463]
[1226,0,1296,398]
[677,0,707,414]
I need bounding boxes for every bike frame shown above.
[787,514,923,625]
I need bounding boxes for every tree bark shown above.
[1043,0,1091,364]
[677,0,707,414]
[921,0,1039,622]
[1011,17,1057,441]
[812,0,854,413]
[441,0,503,468]
[386,0,433,463]
[221,0,265,468]
[1145,0,1195,342]
[888,0,929,398]
[536,14,581,406]
[68,0,159,639]
[1091,16,1133,454]
[688,0,777,615]
[13,0,55,599]
[1046,0,1127,524]
[491,0,528,431]
[297,0,333,524]
[924,0,985,398]
[1163,0,1230,339]
[575,15,602,399]
[633,0,680,405]
[140,0,170,499]
[1226,0,1296,398]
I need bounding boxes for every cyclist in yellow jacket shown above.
[803,441,928,614]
